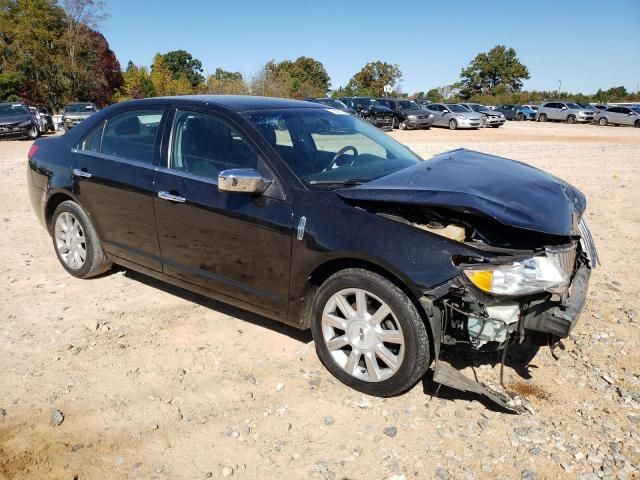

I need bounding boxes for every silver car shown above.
[595,106,640,128]
[536,102,596,123]
[460,103,506,128]
[425,103,482,129]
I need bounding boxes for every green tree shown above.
[114,60,154,101]
[424,88,444,103]
[331,84,356,99]
[157,49,204,87]
[203,68,248,95]
[346,61,402,97]
[267,56,330,98]
[459,45,529,99]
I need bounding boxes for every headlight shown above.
[18,120,32,127]
[463,251,573,295]
[407,115,417,120]
[428,113,434,118]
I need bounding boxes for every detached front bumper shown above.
[523,263,590,337]
[405,115,434,129]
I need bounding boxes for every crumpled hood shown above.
[337,148,586,236]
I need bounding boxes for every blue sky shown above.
[102,0,640,94]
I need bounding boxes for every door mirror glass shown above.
[218,168,272,194]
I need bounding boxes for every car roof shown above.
[129,95,326,112]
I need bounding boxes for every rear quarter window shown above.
[100,110,163,164]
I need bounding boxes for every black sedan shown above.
[375,98,434,130]
[304,97,356,115]
[0,102,39,140]
[27,96,598,400]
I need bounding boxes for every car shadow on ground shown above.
[116,267,544,412]
[119,268,313,344]
[421,342,544,412]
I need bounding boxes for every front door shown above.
[71,108,166,271]
[153,108,294,312]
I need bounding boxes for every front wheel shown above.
[517,113,525,121]
[311,269,431,397]
[51,200,112,278]
[538,113,547,122]
[399,121,407,130]
[635,120,640,128]
[27,125,38,139]
[567,115,576,124]
[448,119,458,130]
[598,117,608,126]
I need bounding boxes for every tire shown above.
[598,117,608,126]
[448,119,458,130]
[311,268,431,397]
[51,200,111,278]
[517,113,525,121]
[538,113,547,122]
[392,117,399,129]
[567,115,576,124]
[399,121,407,130]
[635,120,640,128]
[27,125,38,140]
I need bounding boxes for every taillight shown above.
[27,143,40,160]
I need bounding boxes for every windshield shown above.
[469,104,492,112]
[631,107,640,114]
[64,103,96,113]
[243,108,421,186]
[0,103,29,116]
[397,101,420,110]
[565,103,582,110]
[446,104,469,113]
[352,98,372,108]
[314,98,348,109]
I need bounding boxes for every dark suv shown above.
[375,98,434,130]
[27,96,598,404]
[339,97,394,129]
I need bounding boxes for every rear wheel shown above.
[517,113,525,121]
[598,117,608,126]
[399,121,407,130]
[567,114,576,124]
[392,117,399,129]
[311,269,431,397]
[538,113,547,122]
[448,119,458,130]
[51,200,111,278]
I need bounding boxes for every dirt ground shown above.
[1,120,639,480]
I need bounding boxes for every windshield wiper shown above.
[309,178,367,186]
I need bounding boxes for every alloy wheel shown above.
[321,288,405,383]
[567,115,576,124]
[54,212,87,269]
[449,119,457,130]
[599,117,608,126]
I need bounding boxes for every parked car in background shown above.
[27,95,598,401]
[305,97,356,114]
[495,105,537,121]
[522,104,538,112]
[37,107,55,132]
[62,102,97,130]
[0,102,38,140]
[424,103,482,129]
[375,98,434,130]
[340,97,394,129]
[29,106,48,135]
[416,99,432,109]
[459,103,505,127]
[595,106,640,127]
[536,102,596,123]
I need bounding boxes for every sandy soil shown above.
[1,121,639,480]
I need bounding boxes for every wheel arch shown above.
[44,190,80,231]
[294,257,436,348]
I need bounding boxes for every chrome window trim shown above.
[70,149,158,171]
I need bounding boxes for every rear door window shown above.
[79,121,105,152]
[101,110,164,164]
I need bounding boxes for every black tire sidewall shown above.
[599,118,608,126]
[311,269,430,397]
[449,119,457,130]
[51,201,99,278]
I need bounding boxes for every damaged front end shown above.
[336,149,600,410]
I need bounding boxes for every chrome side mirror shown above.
[218,168,272,194]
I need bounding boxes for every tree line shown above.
[0,0,123,110]
[1,1,637,110]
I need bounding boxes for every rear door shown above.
[71,108,167,270]
[427,104,447,126]
[153,107,294,312]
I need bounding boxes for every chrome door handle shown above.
[158,191,186,203]
[72,168,92,178]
